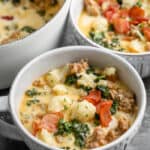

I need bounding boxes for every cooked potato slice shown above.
[48,95,72,112]
[70,100,96,122]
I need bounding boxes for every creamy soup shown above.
[0,0,64,44]
[78,0,150,53]
[19,59,137,150]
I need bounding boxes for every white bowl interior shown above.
[10,46,146,150]
[70,0,83,24]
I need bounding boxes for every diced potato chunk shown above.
[128,39,146,53]
[45,66,69,87]
[55,134,75,146]
[53,84,67,95]
[48,95,72,112]
[103,67,117,77]
[37,129,56,146]
[70,100,96,122]
[77,72,96,88]
[92,16,108,32]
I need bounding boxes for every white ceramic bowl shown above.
[69,0,150,78]
[0,0,71,89]
[0,46,146,150]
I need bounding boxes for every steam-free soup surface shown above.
[19,59,137,150]
[78,0,150,53]
[0,0,64,44]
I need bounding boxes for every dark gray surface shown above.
[0,78,150,150]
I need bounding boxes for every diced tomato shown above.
[83,90,101,105]
[32,112,63,135]
[119,9,129,18]
[143,27,150,41]
[1,16,14,21]
[129,6,145,20]
[99,101,113,127]
[103,4,119,22]
[32,119,41,136]
[130,17,148,25]
[96,102,101,113]
[113,18,130,34]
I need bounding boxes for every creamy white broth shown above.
[0,0,64,44]
[19,60,137,150]
[78,0,150,53]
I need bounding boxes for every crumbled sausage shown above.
[33,0,57,9]
[118,116,130,132]
[69,59,89,74]
[106,130,120,142]
[110,88,135,113]
[84,0,100,16]
[1,31,22,44]
[86,127,108,148]
[33,80,46,87]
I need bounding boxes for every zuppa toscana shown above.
[19,60,137,149]
[0,0,64,44]
[78,0,150,53]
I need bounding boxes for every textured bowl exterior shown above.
[69,5,150,78]
[0,0,71,89]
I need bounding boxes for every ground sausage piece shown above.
[110,88,135,113]
[69,59,89,74]
[1,31,22,44]
[84,0,100,16]
[106,129,120,142]
[32,80,46,87]
[118,116,130,132]
[86,127,108,148]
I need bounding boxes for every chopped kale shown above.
[37,10,46,16]
[108,24,114,31]
[89,30,124,51]
[136,0,142,7]
[110,100,119,115]
[89,31,105,44]
[65,74,78,85]
[26,99,40,106]
[79,85,92,93]
[94,113,100,126]
[86,66,95,74]
[117,0,122,5]
[25,88,41,97]
[55,119,89,148]
[96,85,110,98]
[21,26,36,33]
[94,75,106,83]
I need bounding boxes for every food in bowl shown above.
[19,59,137,149]
[78,0,150,53]
[0,0,64,44]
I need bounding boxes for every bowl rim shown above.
[69,0,150,56]
[0,0,70,48]
[9,46,146,150]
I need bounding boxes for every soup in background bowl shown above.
[78,0,150,53]
[19,59,138,149]
[0,0,71,89]
[69,0,150,78]
[0,0,64,45]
